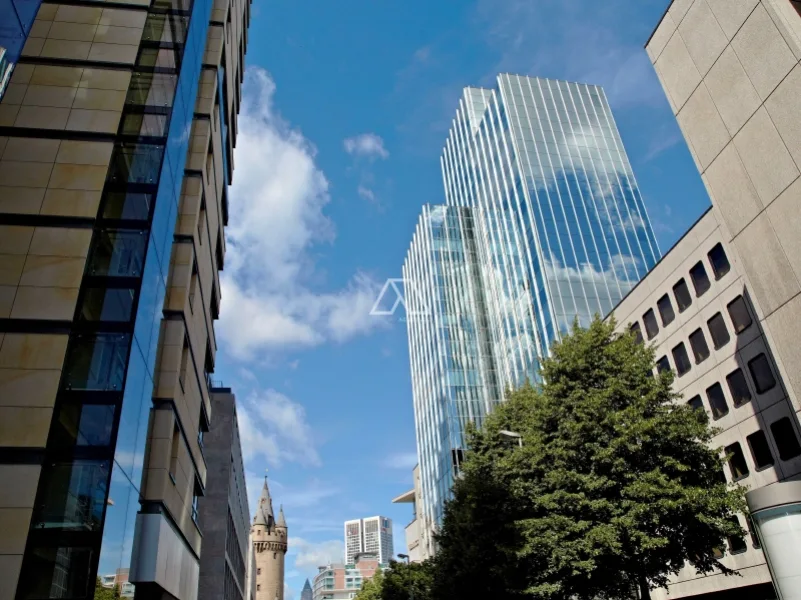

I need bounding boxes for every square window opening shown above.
[748,353,776,394]
[746,430,774,470]
[770,417,801,461]
[727,296,752,334]
[689,328,710,364]
[689,261,711,297]
[708,243,731,280]
[707,312,730,349]
[673,278,692,312]
[657,294,675,326]
[725,442,749,480]
[706,382,730,420]
[672,343,691,376]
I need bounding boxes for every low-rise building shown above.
[391,465,428,562]
[312,553,385,600]
[609,207,796,599]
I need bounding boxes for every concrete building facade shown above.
[343,517,393,565]
[642,1,801,596]
[0,0,251,594]
[197,388,251,600]
[312,554,383,600]
[251,479,287,600]
[391,465,427,563]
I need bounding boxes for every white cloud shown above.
[343,133,389,160]
[383,452,418,470]
[291,538,345,573]
[238,389,320,468]
[219,67,385,359]
[357,185,378,204]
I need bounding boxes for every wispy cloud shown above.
[238,389,320,468]
[290,538,345,573]
[357,185,378,204]
[643,129,683,162]
[383,451,418,470]
[343,133,389,160]
[219,68,385,358]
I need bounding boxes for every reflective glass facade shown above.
[405,75,660,550]
[0,0,42,99]
[0,0,250,593]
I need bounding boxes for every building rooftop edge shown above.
[392,489,415,503]
[605,205,713,321]
[645,0,676,49]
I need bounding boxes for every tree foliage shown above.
[354,560,435,600]
[94,578,120,600]
[433,317,746,599]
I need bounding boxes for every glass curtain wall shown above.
[403,204,501,543]
[441,74,660,391]
[14,0,214,594]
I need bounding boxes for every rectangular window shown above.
[657,294,675,326]
[707,312,730,349]
[688,328,710,364]
[727,296,752,333]
[107,143,165,185]
[726,369,752,407]
[706,382,729,420]
[63,333,130,391]
[673,278,692,312]
[708,243,731,280]
[689,261,711,297]
[725,442,749,480]
[748,353,776,393]
[672,343,691,376]
[122,113,169,137]
[746,430,774,469]
[687,395,704,411]
[79,287,135,322]
[629,322,643,344]
[726,517,747,554]
[127,72,178,107]
[17,546,94,600]
[87,229,147,277]
[656,356,671,374]
[643,309,659,340]
[102,191,153,221]
[34,460,110,530]
[770,417,801,461]
[53,403,115,448]
[169,425,180,480]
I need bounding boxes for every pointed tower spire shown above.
[277,505,286,528]
[253,475,275,526]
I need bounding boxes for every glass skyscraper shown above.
[0,0,251,596]
[404,74,660,552]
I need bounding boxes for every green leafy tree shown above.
[381,560,434,600]
[355,568,384,600]
[433,317,746,599]
[94,578,121,600]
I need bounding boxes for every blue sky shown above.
[213,0,711,597]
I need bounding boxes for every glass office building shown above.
[0,0,251,596]
[404,74,660,550]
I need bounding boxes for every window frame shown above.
[707,312,731,350]
[673,278,692,312]
[688,328,710,364]
[707,243,731,280]
[748,353,777,394]
[689,261,711,297]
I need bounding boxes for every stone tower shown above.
[251,477,288,600]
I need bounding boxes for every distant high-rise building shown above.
[344,517,394,564]
[198,387,251,600]
[300,578,313,600]
[404,74,661,552]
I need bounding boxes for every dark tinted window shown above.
[52,404,116,448]
[687,395,704,411]
[673,278,692,312]
[748,354,776,394]
[746,430,774,469]
[770,417,801,461]
[643,309,659,340]
[79,287,136,322]
[708,243,731,279]
[657,294,675,326]
[725,442,749,480]
[707,383,729,419]
[690,261,711,297]
[672,343,691,376]
[726,369,752,407]
[17,546,94,600]
[656,356,671,374]
[726,517,747,554]
[707,312,730,349]
[34,460,110,530]
[629,322,643,345]
[727,296,752,333]
[689,328,710,363]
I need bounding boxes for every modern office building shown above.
[0,0,251,596]
[391,465,427,563]
[343,517,393,564]
[403,74,661,553]
[99,568,136,598]
[300,578,313,600]
[640,0,801,597]
[312,553,383,600]
[197,388,251,600]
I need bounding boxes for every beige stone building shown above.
[616,0,801,597]
[251,479,287,600]
[0,0,251,594]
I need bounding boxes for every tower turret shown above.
[251,477,287,600]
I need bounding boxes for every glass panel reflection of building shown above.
[405,74,660,550]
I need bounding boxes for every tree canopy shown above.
[354,560,434,600]
[432,317,746,599]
